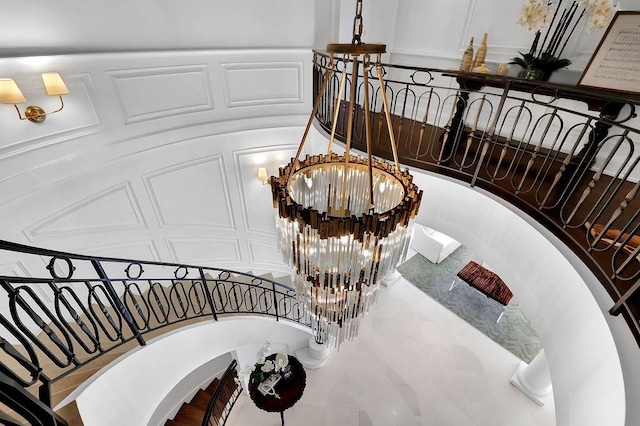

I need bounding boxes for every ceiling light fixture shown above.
[0,72,69,123]
[269,0,422,348]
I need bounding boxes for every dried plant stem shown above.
[532,0,584,60]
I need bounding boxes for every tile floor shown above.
[226,277,556,426]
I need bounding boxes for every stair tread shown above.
[174,404,206,424]
[166,420,194,426]
[205,378,220,394]
[189,390,213,410]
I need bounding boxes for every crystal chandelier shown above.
[269,0,422,348]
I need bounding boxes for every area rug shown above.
[397,245,542,362]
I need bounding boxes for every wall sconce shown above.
[257,167,269,185]
[0,72,69,123]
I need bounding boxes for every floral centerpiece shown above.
[512,0,616,80]
[235,341,290,386]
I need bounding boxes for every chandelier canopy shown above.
[269,0,422,348]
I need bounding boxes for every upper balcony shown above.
[310,50,640,345]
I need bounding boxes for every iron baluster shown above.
[273,281,280,321]
[471,80,511,187]
[0,370,67,426]
[199,268,218,320]
[90,260,145,346]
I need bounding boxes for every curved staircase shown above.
[166,368,240,426]
[0,239,309,425]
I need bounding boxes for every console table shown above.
[248,354,306,426]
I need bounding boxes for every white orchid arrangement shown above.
[579,0,617,31]
[235,341,289,386]
[513,0,616,79]
[518,0,616,33]
[518,0,552,32]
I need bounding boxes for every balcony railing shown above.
[312,50,640,345]
[0,240,307,426]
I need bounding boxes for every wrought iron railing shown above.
[312,50,640,344]
[0,240,307,426]
[201,359,242,426]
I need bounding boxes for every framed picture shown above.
[578,11,640,95]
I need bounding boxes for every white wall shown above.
[139,352,233,425]
[408,170,628,426]
[0,49,314,281]
[1,0,315,56]
[357,0,640,78]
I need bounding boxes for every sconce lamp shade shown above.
[257,167,269,183]
[42,73,69,96]
[0,79,26,104]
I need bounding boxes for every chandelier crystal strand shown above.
[272,155,420,348]
[270,0,422,348]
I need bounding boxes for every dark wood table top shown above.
[248,354,306,413]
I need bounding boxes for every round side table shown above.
[248,354,306,426]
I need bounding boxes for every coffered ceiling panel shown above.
[23,182,147,242]
[144,155,235,230]
[108,65,214,124]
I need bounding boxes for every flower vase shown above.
[519,68,545,81]
[518,65,559,81]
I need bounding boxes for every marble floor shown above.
[225,277,556,426]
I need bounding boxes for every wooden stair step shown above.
[189,389,213,411]
[165,420,193,426]
[173,404,206,425]
[205,378,220,394]
[55,401,84,426]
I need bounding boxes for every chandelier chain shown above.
[352,0,364,45]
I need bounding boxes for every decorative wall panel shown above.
[0,260,31,278]
[108,65,214,124]
[247,240,287,266]
[233,146,298,235]
[23,182,147,241]
[221,62,303,108]
[144,155,235,230]
[79,240,161,262]
[167,237,241,265]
